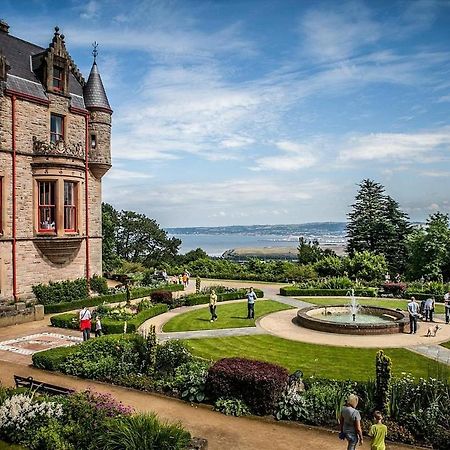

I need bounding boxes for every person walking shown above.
[209,289,218,322]
[246,287,257,319]
[339,394,363,450]
[95,316,102,337]
[444,291,450,324]
[424,297,435,322]
[407,297,419,334]
[368,411,387,450]
[79,306,92,341]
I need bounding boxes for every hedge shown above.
[31,334,140,371]
[32,345,79,371]
[44,284,184,314]
[279,287,378,297]
[50,304,169,334]
[206,357,289,415]
[404,292,444,302]
[183,288,264,306]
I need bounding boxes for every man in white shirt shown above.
[407,297,419,334]
[424,297,435,322]
[444,291,450,324]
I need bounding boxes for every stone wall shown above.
[0,91,108,302]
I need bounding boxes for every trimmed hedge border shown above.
[183,289,264,306]
[50,303,169,334]
[32,345,79,371]
[44,284,184,314]
[279,287,378,297]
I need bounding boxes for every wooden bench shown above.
[14,375,75,396]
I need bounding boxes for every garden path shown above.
[0,362,419,450]
[407,343,450,366]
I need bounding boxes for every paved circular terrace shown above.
[258,308,450,348]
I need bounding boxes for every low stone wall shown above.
[0,303,44,327]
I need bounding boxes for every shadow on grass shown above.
[230,316,252,320]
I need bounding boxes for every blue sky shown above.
[3,0,450,227]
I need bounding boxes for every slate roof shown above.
[83,62,111,112]
[0,30,86,108]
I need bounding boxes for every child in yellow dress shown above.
[369,411,387,450]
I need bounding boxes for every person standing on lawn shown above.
[368,411,387,450]
[246,287,257,319]
[79,306,92,341]
[209,289,218,322]
[444,291,450,324]
[407,297,419,334]
[339,394,363,450]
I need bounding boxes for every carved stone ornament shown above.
[33,237,83,265]
[33,136,85,159]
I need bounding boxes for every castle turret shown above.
[83,45,112,178]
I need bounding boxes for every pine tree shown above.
[347,180,411,273]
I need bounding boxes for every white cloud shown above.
[299,3,380,61]
[437,95,450,103]
[420,170,450,178]
[339,129,450,162]
[79,0,99,20]
[107,168,153,180]
[253,140,318,172]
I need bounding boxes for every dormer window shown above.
[52,66,64,91]
[50,114,64,143]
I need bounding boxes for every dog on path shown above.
[426,325,441,337]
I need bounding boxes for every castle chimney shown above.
[0,20,9,34]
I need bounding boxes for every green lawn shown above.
[441,341,450,350]
[184,334,450,381]
[302,297,445,314]
[163,300,293,332]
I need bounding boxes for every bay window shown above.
[38,181,56,232]
[64,181,77,232]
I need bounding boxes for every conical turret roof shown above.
[83,61,111,112]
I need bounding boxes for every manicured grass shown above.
[163,300,293,332]
[184,334,450,381]
[303,297,446,314]
[441,340,450,350]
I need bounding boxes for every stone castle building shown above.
[0,21,112,302]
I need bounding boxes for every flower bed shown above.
[0,387,198,450]
[44,284,183,314]
[50,303,168,334]
[30,332,450,450]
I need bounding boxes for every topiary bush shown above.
[206,357,289,415]
[150,290,173,305]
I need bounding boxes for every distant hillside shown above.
[166,222,347,236]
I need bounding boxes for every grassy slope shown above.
[304,297,445,314]
[184,334,450,381]
[0,441,26,450]
[163,300,293,332]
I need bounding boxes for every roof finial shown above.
[92,41,98,63]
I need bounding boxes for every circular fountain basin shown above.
[296,305,408,335]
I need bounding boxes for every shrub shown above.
[375,350,392,414]
[214,398,251,416]
[171,360,209,403]
[155,341,192,377]
[94,412,191,450]
[206,357,289,415]
[275,384,308,421]
[382,282,407,297]
[89,275,109,295]
[32,278,88,305]
[150,291,173,305]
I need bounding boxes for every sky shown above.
[3,0,450,227]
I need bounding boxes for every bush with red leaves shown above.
[206,357,289,415]
[150,290,173,305]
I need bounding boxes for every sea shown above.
[167,222,347,257]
